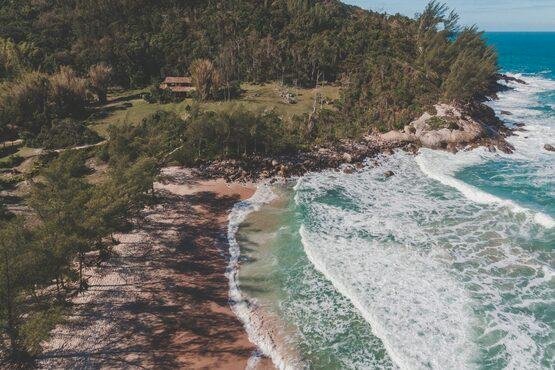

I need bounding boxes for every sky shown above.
[343,1,555,32]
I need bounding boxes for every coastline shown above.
[39,167,265,369]
[193,78,521,185]
[227,184,306,370]
[36,75,527,368]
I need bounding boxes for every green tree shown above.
[0,218,36,360]
[442,27,498,102]
[88,63,112,104]
[29,151,95,291]
[190,59,222,101]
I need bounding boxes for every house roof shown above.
[163,76,192,84]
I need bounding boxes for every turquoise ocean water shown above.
[230,33,555,369]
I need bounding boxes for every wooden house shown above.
[159,77,196,96]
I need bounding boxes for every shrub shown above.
[426,116,460,130]
[88,63,112,103]
[215,81,243,100]
[26,119,101,149]
[0,67,90,139]
[0,72,51,135]
[0,154,24,169]
[48,66,88,119]
[143,84,182,104]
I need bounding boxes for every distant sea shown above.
[230,33,555,369]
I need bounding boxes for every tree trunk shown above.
[98,90,108,104]
[3,252,19,357]
[78,253,84,290]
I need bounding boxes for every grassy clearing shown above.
[89,82,340,136]
[1,83,340,186]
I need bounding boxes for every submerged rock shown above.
[545,144,555,152]
[343,166,354,174]
[384,170,395,178]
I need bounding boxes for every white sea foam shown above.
[295,158,480,369]
[415,150,555,228]
[233,72,554,369]
[413,72,555,229]
[226,185,298,370]
[491,74,555,159]
[295,152,553,369]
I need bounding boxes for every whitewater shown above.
[293,73,554,369]
[228,36,554,370]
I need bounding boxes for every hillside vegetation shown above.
[1,0,498,139]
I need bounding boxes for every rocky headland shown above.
[193,75,521,183]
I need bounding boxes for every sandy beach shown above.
[39,167,273,369]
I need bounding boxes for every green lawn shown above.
[89,82,340,136]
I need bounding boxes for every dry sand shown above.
[39,167,274,369]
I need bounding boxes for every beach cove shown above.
[39,168,266,369]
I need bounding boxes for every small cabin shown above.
[159,76,195,95]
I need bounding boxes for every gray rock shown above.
[383,148,394,155]
[384,170,395,178]
[544,144,555,152]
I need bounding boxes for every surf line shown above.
[415,154,555,228]
[226,185,297,370]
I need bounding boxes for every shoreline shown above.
[39,167,265,369]
[227,184,305,370]
[193,100,518,185]
[37,77,524,369]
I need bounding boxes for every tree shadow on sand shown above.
[39,189,256,369]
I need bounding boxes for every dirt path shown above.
[39,167,270,369]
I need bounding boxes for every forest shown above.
[0,0,500,363]
[0,0,498,137]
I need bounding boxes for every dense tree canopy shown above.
[0,1,498,117]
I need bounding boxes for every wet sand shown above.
[39,167,274,369]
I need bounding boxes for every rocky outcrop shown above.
[495,73,527,86]
[489,73,527,95]
[380,103,513,153]
[193,137,401,182]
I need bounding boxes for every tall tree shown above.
[88,63,112,104]
[189,59,222,101]
[0,218,35,359]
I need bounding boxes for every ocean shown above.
[229,33,555,369]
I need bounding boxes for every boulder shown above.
[342,153,353,163]
[404,143,419,154]
[544,144,555,152]
[445,142,458,154]
[384,170,395,178]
